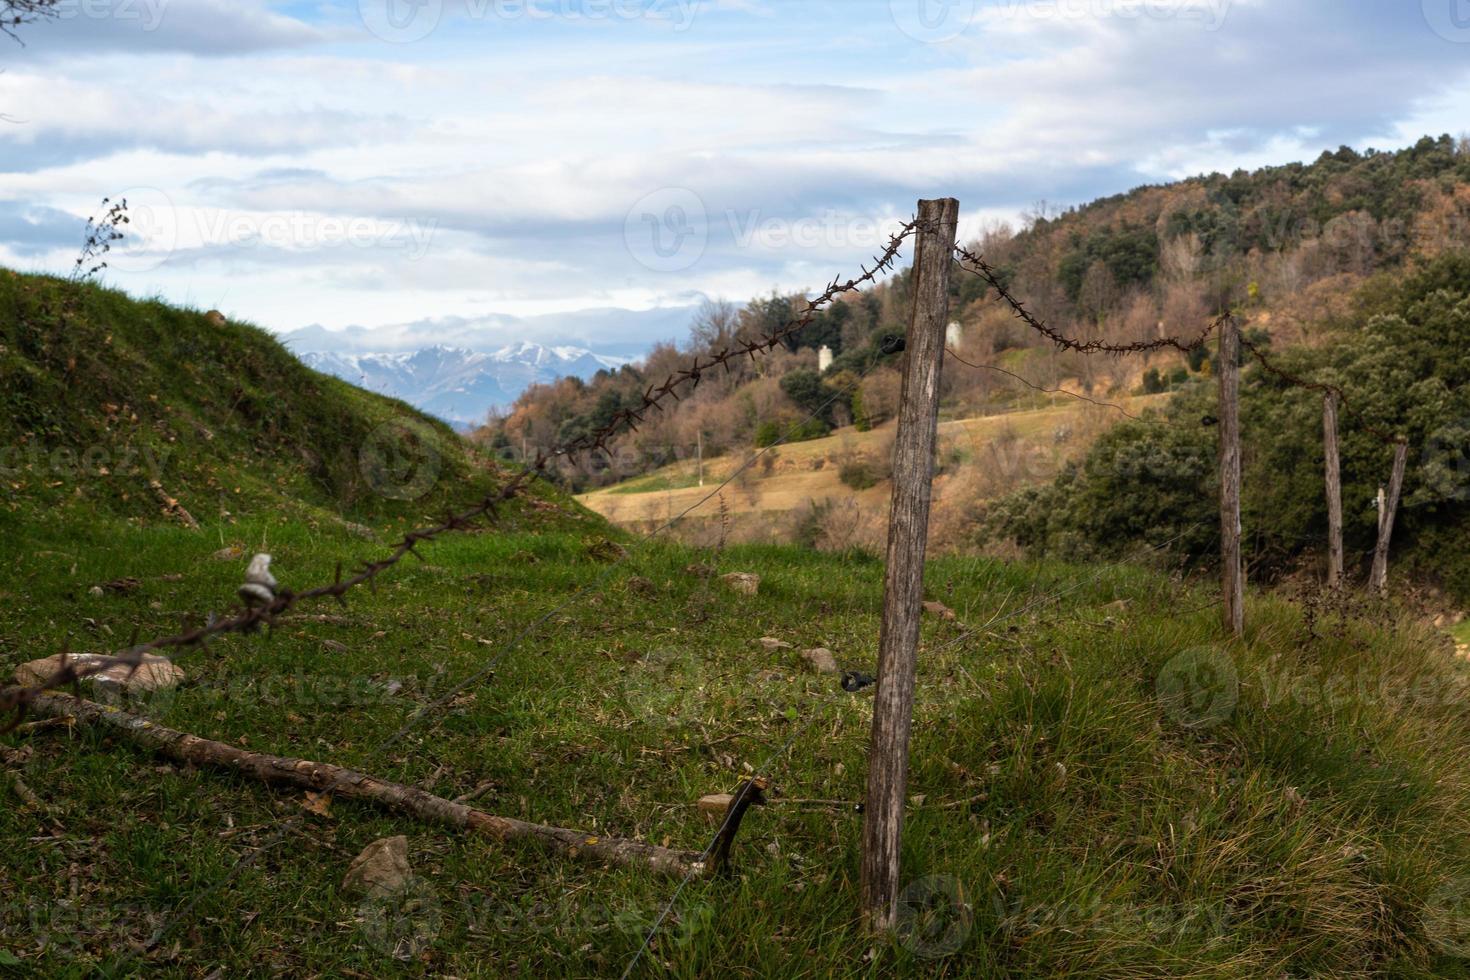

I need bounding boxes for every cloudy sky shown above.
[1,0,1469,352]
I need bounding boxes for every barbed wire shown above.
[1236,334,1405,447]
[0,469,534,731]
[99,361,890,973]
[0,226,923,731]
[554,220,920,464]
[7,236,918,972]
[952,244,1226,356]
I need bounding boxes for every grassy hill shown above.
[579,386,1174,551]
[6,274,1470,975]
[0,270,585,538]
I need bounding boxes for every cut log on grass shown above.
[17,691,706,879]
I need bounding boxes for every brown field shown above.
[578,392,1172,548]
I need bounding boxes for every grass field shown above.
[9,272,1470,976]
[579,392,1173,537]
[7,510,1470,976]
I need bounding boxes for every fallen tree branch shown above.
[17,691,707,879]
[6,769,42,809]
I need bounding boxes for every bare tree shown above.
[2,1,59,43]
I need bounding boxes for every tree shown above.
[689,299,740,354]
[779,369,836,425]
[2,1,59,43]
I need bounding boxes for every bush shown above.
[754,417,831,448]
[839,459,881,491]
[981,251,1470,599]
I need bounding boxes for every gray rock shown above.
[722,573,760,596]
[343,836,413,898]
[801,648,839,674]
[14,653,184,693]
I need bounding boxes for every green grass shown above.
[6,515,1470,976]
[8,271,1470,976]
[606,468,706,496]
[0,269,579,529]
[1453,621,1470,646]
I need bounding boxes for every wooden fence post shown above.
[1371,439,1409,594]
[1323,392,1344,588]
[1219,315,1245,637]
[861,197,959,932]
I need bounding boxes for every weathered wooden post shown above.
[1323,392,1344,588]
[1218,315,1245,636]
[861,197,959,932]
[1371,439,1410,594]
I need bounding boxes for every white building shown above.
[946,321,963,347]
[818,345,834,372]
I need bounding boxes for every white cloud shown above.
[2,0,1469,349]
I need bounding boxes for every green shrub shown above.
[838,459,881,490]
[983,252,1470,600]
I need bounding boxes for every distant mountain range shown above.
[282,305,696,430]
[296,342,631,430]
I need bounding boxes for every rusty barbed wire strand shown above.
[954,243,1409,451]
[554,220,920,464]
[0,223,920,731]
[1236,333,1405,447]
[67,325,906,975]
[952,243,1226,356]
[0,468,536,731]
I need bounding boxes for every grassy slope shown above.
[0,270,579,534]
[6,534,1470,977]
[6,276,1470,975]
[579,384,1172,527]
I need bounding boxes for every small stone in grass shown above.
[922,600,956,621]
[14,652,183,693]
[342,836,413,899]
[758,637,792,652]
[801,648,839,674]
[722,573,760,596]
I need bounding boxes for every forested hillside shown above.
[480,135,1470,501]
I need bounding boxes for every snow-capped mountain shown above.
[297,342,629,430]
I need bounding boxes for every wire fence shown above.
[0,223,923,731]
[5,202,1436,975]
[3,222,923,974]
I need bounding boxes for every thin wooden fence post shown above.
[1219,315,1245,636]
[1323,392,1344,588]
[1371,439,1409,594]
[861,197,959,932]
